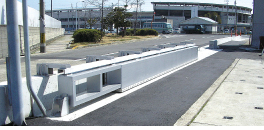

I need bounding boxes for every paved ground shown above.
[24,37,264,126]
[175,42,264,126]
[3,34,263,126]
[43,35,73,54]
[189,59,264,126]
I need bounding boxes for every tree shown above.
[84,0,109,37]
[105,7,132,36]
[204,12,221,24]
[87,18,97,28]
[130,0,144,35]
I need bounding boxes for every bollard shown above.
[231,30,232,37]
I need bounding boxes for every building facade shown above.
[46,7,112,31]
[151,2,252,30]
[252,0,264,49]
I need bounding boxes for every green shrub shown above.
[118,29,136,36]
[118,28,158,36]
[135,28,158,36]
[73,29,102,43]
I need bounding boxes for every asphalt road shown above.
[25,39,260,126]
[0,34,232,82]
[29,34,230,60]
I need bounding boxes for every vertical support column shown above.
[6,0,25,125]
[168,3,170,16]
[183,4,185,17]
[51,0,53,17]
[40,0,46,53]
[101,0,104,37]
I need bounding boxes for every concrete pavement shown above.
[4,34,263,126]
[175,54,264,125]
[35,35,73,54]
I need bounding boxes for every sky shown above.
[17,0,254,12]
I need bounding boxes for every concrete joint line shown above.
[174,59,241,126]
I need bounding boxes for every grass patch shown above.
[70,34,157,49]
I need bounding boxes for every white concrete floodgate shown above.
[48,37,248,122]
[48,45,222,122]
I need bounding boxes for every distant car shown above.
[106,29,116,34]
[247,31,252,34]
[224,29,229,33]
[173,28,181,34]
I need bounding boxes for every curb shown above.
[174,59,240,126]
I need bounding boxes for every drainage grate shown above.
[257,87,264,89]
[255,107,263,110]
[223,116,233,120]
[258,76,263,78]
[240,80,246,82]
[235,92,243,94]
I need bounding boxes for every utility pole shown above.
[235,0,237,35]
[224,0,229,29]
[51,0,52,17]
[40,0,46,53]
[6,0,25,125]
[134,0,139,35]
[101,0,104,38]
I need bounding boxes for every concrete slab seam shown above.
[174,59,241,126]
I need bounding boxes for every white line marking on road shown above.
[74,58,86,61]
[101,52,119,56]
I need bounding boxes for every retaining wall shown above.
[0,25,65,58]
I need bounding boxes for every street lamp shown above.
[234,0,237,34]
[76,0,85,30]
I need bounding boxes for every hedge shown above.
[136,28,158,36]
[73,29,102,43]
[119,28,158,36]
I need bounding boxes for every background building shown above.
[46,7,112,31]
[180,17,218,34]
[252,0,264,49]
[151,2,252,31]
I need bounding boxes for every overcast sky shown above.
[17,0,254,12]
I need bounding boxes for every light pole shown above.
[101,0,104,38]
[51,0,52,17]
[76,0,84,30]
[234,0,237,35]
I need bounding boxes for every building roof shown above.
[151,2,252,11]
[198,17,218,23]
[180,17,218,25]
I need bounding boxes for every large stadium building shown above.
[45,2,252,32]
[151,2,252,30]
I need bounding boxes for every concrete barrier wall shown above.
[0,25,65,58]
[0,75,60,125]
[121,47,198,91]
